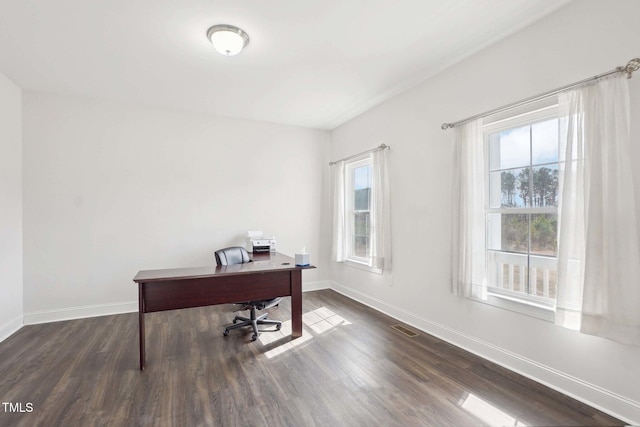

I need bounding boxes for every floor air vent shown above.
[390,324,419,338]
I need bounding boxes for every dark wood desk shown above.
[133,252,315,370]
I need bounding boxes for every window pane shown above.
[487,250,528,292]
[489,125,531,170]
[489,168,528,208]
[516,167,532,208]
[354,212,369,236]
[353,212,370,258]
[353,236,369,258]
[354,188,370,211]
[487,213,528,253]
[532,119,559,165]
[531,165,559,207]
[353,165,371,211]
[353,165,371,189]
[530,214,557,256]
[529,256,557,299]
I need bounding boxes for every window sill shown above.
[342,259,383,275]
[473,291,555,322]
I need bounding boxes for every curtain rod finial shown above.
[624,58,640,79]
[441,123,453,131]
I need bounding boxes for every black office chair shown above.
[214,246,282,341]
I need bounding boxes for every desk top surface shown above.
[133,252,315,283]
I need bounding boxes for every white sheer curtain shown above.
[557,74,640,345]
[451,119,486,299]
[370,149,392,274]
[331,160,347,262]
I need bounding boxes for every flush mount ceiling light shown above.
[206,24,249,56]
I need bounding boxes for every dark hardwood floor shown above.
[0,290,624,426]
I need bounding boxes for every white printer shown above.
[246,231,277,253]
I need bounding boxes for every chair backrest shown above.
[214,246,251,266]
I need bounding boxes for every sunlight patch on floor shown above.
[261,320,312,358]
[261,307,351,358]
[460,393,527,426]
[303,306,352,334]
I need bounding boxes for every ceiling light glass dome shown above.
[207,24,249,56]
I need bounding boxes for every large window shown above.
[332,148,391,276]
[484,106,560,309]
[452,75,639,342]
[346,157,372,263]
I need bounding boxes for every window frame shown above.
[345,156,373,266]
[481,103,560,319]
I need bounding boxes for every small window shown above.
[346,157,372,264]
[484,105,560,311]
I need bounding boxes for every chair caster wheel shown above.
[251,334,258,341]
[232,319,238,324]
[276,324,282,331]
[223,331,229,337]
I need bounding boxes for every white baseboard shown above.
[329,280,640,426]
[21,280,329,326]
[303,280,331,292]
[0,315,23,343]
[23,301,138,325]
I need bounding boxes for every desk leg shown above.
[291,270,302,338]
[138,283,146,371]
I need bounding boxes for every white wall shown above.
[0,72,23,341]
[329,0,640,424]
[22,92,330,322]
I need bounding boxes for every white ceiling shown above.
[0,0,570,130]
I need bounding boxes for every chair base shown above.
[223,310,282,341]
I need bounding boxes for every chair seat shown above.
[238,297,282,311]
